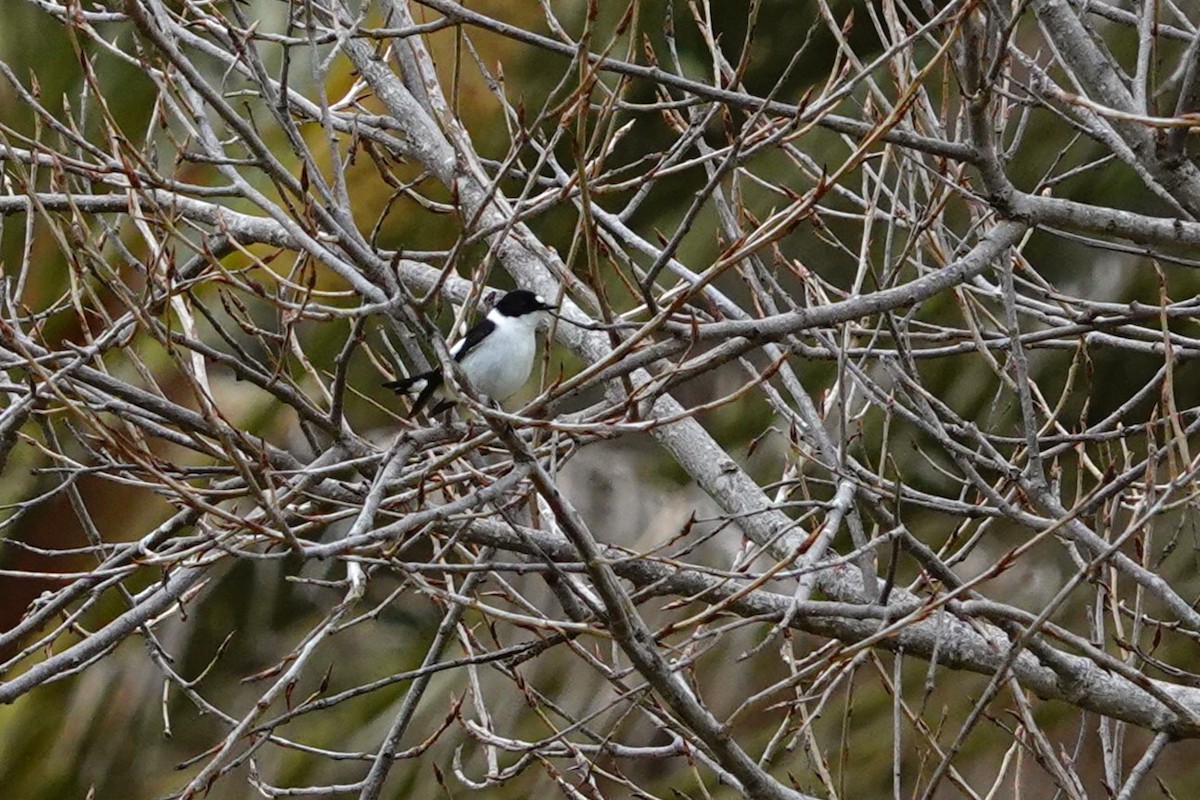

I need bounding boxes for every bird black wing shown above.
[450,316,496,362]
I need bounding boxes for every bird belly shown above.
[461,336,535,402]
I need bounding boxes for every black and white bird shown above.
[384,289,557,418]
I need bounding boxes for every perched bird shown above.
[384,289,557,418]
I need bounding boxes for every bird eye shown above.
[535,295,545,305]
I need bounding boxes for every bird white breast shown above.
[460,311,541,401]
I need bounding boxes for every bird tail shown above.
[382,372,432,394]
[383,370,443,418]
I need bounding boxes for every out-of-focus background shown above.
[3,1,1200,798]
